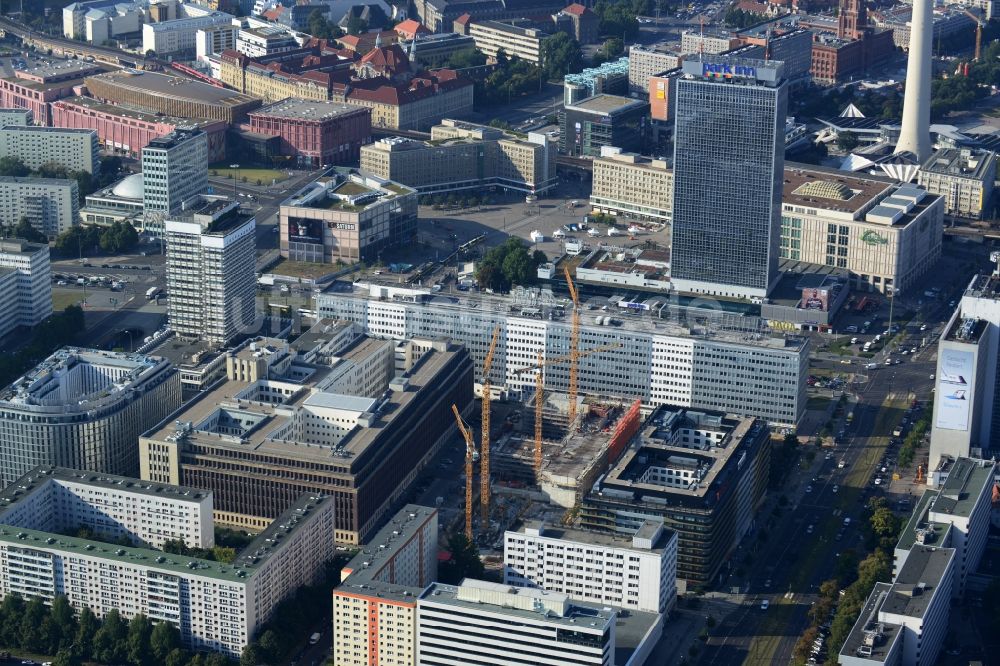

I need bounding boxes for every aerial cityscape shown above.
[0,0,993,664]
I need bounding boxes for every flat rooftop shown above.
[896,490,944,553]
[86,70,260,108]
[567,94,646,115]
[943,314,988,343]
[0,239,47,255]
[15,60,103,81]
[922,148,995,180]
[0,466,210,509]
[783,162,895,216]
[0,126,94,136]
[516,521,673,555]
[930,457,994,518]
[840,582,901,663]
[881,545,953,617]
[55,96,225,129]
[965,272,1000,301]
[251,98,367,121]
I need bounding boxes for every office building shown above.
[85,70,262,124]
[670,57,786,299]
[279,169,417,264]
[165,196,256,346]
[874,4,979,49]
[628,43,682,93]
[0,466,335,658]
[63,0,145,43]
[564,58,629,106]
[731,27,813,84]
[247,98,372,166]
[235,25,299,57]
[504,520,678,614]
[559,94,649,157]
[0,126,100,175]
[143,9,235,57]
[461,19,552,66]
[316,283,809,425]
[50,96,228,162]
[0,349,181,488]
[918,148,997,220]
[142,128,209,237]
[590,147,672,226]
[403,32,477,67]
[838,546,954,666]
[139,338,473,542]
[648,69,682,126]
[580,407,771,590]
[0,108,32,126]
[360,119,556,195]
[412,0,567,33]
[680,28,739,55]
[780,166,944,294]
[0,177,78,238]
[332,505,438,666]
[808,0,896,85]
[196,25,237,60]
[0,239,53,333]
[417,579,617,666]
[896,458,994,597]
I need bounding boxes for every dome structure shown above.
[792,180,855,201]
[111,173,144,200]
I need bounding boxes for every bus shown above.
[146,287,162,300]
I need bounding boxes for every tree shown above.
[13,216,47,243]
[203,654,231,666]
[151,621,182,663]
[49,595,78,654]
[346,14,368,35]
[0,156,29,177]
[446,47,487,69]
[20,596,48,653]
[92,609,128,664]
[0,593,25,647]
[74,607,99,661]
[308,9,343,39]
[257,629,284,662]
[240,643,263,666]
[126,614,152,666]
[837,130,860,152]
[539,32,583,80]
[52,650,79,666]
[438,532,486,583]
[165,649,189,666]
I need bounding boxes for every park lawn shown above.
[269,258,337,279]
[209,165,288,184]
[52,291,82,311]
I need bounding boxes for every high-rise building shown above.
[0,108,33,126]
[0,239,53,332]
[0,177,79,237]
[504,520,678,614]
[165,196,256,346]
[142,128,209,237]
[0,349,181,488]
[670,57,787,299]
[0,127,100,175]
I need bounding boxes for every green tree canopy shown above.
[837,130,860,152]
[439,533,486,583]
[0,156,29,177]
[539,32,583,80]
[475,237,546,292]
[12,216,48,243]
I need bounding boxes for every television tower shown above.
[895,0,932,161]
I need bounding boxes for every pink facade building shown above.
[0,78,81,127]
[247,98,371,166]
[50,96,227,162]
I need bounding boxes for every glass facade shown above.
[670,62,787,296]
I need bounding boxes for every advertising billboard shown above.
[799,287,830,312]
[289,218,323,244]
[935,348,974,431]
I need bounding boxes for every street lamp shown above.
[887,286,900,348]
[230,163,240,199]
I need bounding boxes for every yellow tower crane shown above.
[563,265,581,427]
[513,342,623,480]
[451,404,476,540]
[480,325,501,526]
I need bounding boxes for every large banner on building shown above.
[935,348,974,431]
[289,218,323,244]
[799,287,830,312]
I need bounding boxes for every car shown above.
[874,477,882,486]
[901,349,909,355]
[929,373,935,380]
[911,347,917,354]
[805,485,813,493]
[885,359,893,366]
[100,263,109,268]
[833,485,839,493]
[806,524,814,534]
[838,460,845,469]
[850,336,859,344]
[56,280,67,285]
[845,325,858,333]
[760,599,769,610]
[920,323,928,331]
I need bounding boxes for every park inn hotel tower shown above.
[670,57,787,300]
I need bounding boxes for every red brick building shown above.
[809,0,895,83]
[247,98,372,166]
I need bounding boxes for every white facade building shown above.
[0,239,52,333]
[196,25,238,61]
[0,467,335,658]
[165,196,256,345]
[0,108,33,126]
[0,126,100,175]
[235,26,299,57]
[0,349,182,489]
[315,286,808,425]
[143,11,235,56]
[504,520,678,614]
[0,177,78,238]
[417,579,617,666]
[142,128,209,237]
[918,147,997,220]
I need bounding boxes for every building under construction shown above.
[491,393,644,508]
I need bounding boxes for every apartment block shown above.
[463,19,551,66]
[580,408,771,590]
[0,349,181,489]
[279,169,417,264]
[0,239,52,332]
[590,147,673,225]
[0,126,99,175]
[628,43,683,92]
[0,108,32,126]
[680,29,739,54]
[333,505,438,666]
[504,520,678,614]
[360,119,556,195]
[315,285,808,425]
[0,176,79,237]
[417,579,617,666]
[918,147,997,220]
[781,166,944,294]
[838,546,954,666]
[0,467,335,658]
[139,338,473,542]
[895,458,995,597]
[165,196,256,346]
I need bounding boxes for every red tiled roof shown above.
[345,68,472,106]
[454,13,472,25]
[394,19,431,38]
[359,44,411,75]
[562,3,591,15]
[262,7,282,21]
